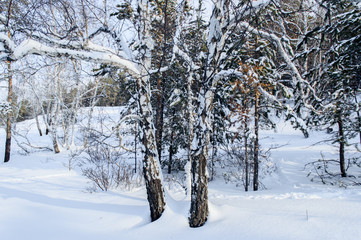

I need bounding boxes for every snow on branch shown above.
[212,69,244,87]
[0,33,15,53]
[116,114,143,126]
[238,22,303,84]
[0,35,140,77]
[238,22,322,109]
[0,14,6,23]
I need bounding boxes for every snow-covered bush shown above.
[222,144,276,190]
[305,153,361,187]
[80,145,142,192]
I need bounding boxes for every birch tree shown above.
[1,0,13,162]
[135,0,166,221]
[0,0,165,222]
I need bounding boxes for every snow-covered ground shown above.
[0,113,360,240]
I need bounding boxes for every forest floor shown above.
[0,110,360,240]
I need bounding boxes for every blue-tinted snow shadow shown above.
[0,185,150,227]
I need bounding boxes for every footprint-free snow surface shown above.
[0,116,360,240]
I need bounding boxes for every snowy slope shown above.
[0,114,360,240]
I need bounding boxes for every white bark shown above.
[136,0,165,222]
[186,68,194,199]
[189,0,230,227]
[0,35,140,77]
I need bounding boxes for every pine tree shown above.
[300,0,361,178]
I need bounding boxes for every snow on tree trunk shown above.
[189,88,211,228]
[84,80,100,148]
[52,98,61,154]
[68,61,81,148]
[189,0,229,227]
[34,107,43,137]
[138,74,165,221]
[137,0,165,222]
[186,69,194,199]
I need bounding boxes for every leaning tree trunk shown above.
[137,75,165,221]
[137,0,165,222]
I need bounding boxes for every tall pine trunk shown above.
[253,88,260,191]
[244,120,249,192]
[354,95,361,145]
[168,113,175,174]
[134,123,138,173]
[4,61,12,163]
[357,109,361,145]
[337,112,347,177]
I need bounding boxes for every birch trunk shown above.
[34,106,43,136]
[52,100,61,154]
[189,145,208,227]
[137,0,165,222]
[189,0,228,227]
[189,88,213,227]
[137,74,165,221]
[83,80,99,148]
[69,61,81,148]
[4,1,13,163]
[186,70,194,198]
